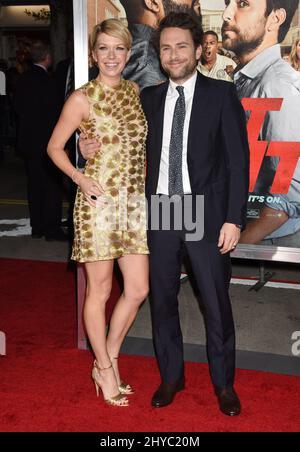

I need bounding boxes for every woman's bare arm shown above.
[48,90,88,178]
[48,91,103,205]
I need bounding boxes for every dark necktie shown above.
[169,85,186,196]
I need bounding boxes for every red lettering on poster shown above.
[267,142,300,194]
[241,98,282,192]
[242,98,300,194]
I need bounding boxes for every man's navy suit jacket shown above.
[140,72,250,241]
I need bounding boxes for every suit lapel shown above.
[33,65,48,77]
[153,74,210,160]
[187,73,210,156]
[154,81,169,161]
[150,74,210,192]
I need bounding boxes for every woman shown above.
[48,19,149,407]
[289,37,300,71]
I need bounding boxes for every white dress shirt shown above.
[156,71,198,195]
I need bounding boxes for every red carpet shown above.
[0,258,300,432]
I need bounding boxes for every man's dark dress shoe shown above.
[152,378,185,408]
[215,387,241,416]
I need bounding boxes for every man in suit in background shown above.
[54,36,79,238]
[140,12,249,415]
[79,12,249,416]
[15,41,67,241]
[55,33,76,113]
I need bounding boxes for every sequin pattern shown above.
[71,79,149,262]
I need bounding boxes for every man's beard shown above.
[163,59,197,82]
[222,22,266,57]
[162,0,196,17]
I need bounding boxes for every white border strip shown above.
[73,0,89,90]
[231,278,300,291]
[181,273,300,290]
[73,0,89,169]
[232,244,300,264]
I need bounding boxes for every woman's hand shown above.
[77,173,104,208]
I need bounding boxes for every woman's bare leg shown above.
[84,260,121,399]
[106,254,149,385]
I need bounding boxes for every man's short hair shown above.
[203,30,219,42]
[30,41,51,64]
[265,0,299,43]
[156,12,204,50]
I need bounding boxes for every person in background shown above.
[55,34,75,109]
[48,19,149,407]
[0,59,9,165]
[14,41,67,241]
[222,0,300,247]
[54,35,77,237]
[289,37,300,71]
[198,30,236,81]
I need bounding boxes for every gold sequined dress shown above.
[71,79,149,263]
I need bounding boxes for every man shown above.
[54,36,79,235]
[80,13,249,416]
[55,53,76,163]
[0,59,9,166]
[15,42,67,241]
[198,30,236,82]
[120,0,202,90]
[222,0,300,246]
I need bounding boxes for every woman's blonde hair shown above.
[289,37,300,69]
[90,18,132,51]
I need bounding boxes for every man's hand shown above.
[79,133,99,160]
[218,223,241,254]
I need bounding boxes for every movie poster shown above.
[97,0,300,251]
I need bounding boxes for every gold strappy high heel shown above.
[111,356,134,395]
[91,360,129,407]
